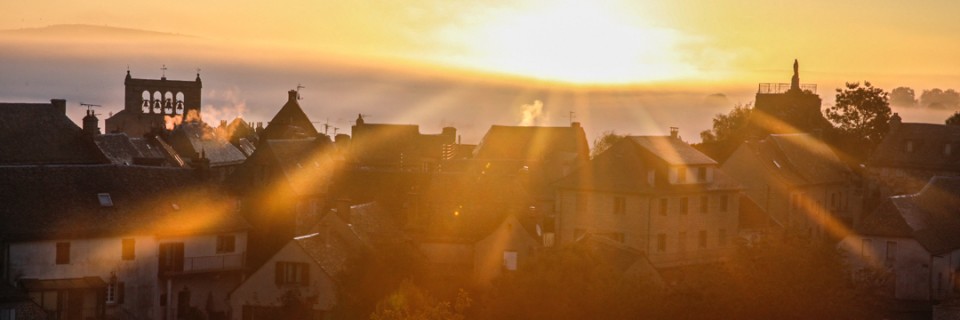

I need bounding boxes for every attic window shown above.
[98,193,114,207]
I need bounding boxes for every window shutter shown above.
[301,263,310,285]
[118,282,126,304]
[275,262,284,285]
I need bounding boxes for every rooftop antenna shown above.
[569,111,576,124]
[296,83,306,100]
[323,119,332,135]
[333,127,340,135]
[80,102,101,115]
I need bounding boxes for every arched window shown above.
[175,92,185,114]
[153,91,162,113]
[164,92,174,114]
[141,90,151,113]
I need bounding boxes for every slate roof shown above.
[857,176,960,254]
[266,138,339,197]
[473,125,589,162]
[168,122,247,166]
[629,136,717,165]
[723,134,848,187]
[869,123,960,171]
[0,102,104,165]
[94,133,174,166]
[556,137,740,193]
[295,231,359,279]
[0,165,249,241]
[260,91,318,141]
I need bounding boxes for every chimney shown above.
[82,110,100,136]
[220,120,227,128]
[670,127,679,139]
[890,113,902,132]
[571,121,581,128]
[51,99,66,115]
[287,90,298,103]
[336,199,352,224]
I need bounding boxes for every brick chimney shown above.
[288,90,298,103]
[50,99,66,115]
[670,127,679,139]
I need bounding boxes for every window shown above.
[700,195,708,213]
[699,230,708,248]
[275,262,310,285]
[946,144,952,156]
[679,232,687,251]
[680,197,689,214]
[0,309,14,320]
[576,193,588,213]
[698,167,707,181]
[659,198,668,216]
[217,235,236,253]
[159,242,185,274]
[905,141,914,153]
[613,196,626,215]
[503,251,518,271]
[122,239,135,260]
[677,167,687,183]
[55,242,70,265]
[861,239,872,258]
[885,241,897,266]
[719,195,729,212]
[719,229,728,246]
[657,234,666,252]
[97,193,114,207]
[107,276,125,304]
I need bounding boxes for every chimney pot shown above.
[670,127,679,138]
[288,90,298,102]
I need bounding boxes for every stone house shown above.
[555,132,741,268]
[867,114,960,198]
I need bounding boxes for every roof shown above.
[0,165,249,241]
[473,124,589,162]
[723,134,848,187]
[556,138,740,193]
[168,122,247,166]
[0,102,104,165]
[870,123,960,171]
[295,231,359,279]
[629,136,717,165]
[857,176,960,254]
[260,91,318,140]
[94,133,172,166]
[266,138,339,196]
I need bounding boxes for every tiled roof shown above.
[857,176,960,254]
[266,138,339,196]
[170,122,247,166]
[0,165,249,241]
[629,136,717,165]
[0,102,104,165]
[261,92,318,140]
[94,133,172,166]
[869,123,960,171]
[768,134,849,185]
[473,125,589,162]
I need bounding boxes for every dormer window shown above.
[98,193,114,207]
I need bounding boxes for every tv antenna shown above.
[296,83,306,100]
[569,111,576,124]
[80,103,101,115]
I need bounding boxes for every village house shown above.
[867,114,960,198]
[349,114,457,172]
[0,99,105,165]
[842,176,960,301]
[0,165,249,320]
[721,133,861,240]
[555,130,741,268]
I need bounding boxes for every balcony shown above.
[757,83,817,94]
[160,253,245,277]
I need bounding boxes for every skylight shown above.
[97,193,114,207]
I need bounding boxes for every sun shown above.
[437,1,699,84]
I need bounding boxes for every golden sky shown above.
[4,0,959,87]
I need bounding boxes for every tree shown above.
[700,102,752,143]
[947,112,960,126]
[920,88,960,109]
[591,131,626,158]
[825,82,891,148]
[369,280,470,320]
[889,87,917,107]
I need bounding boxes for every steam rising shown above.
[519,100,544,126]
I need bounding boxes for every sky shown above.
[2,0,959,142]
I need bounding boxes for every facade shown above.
[867,114,960,198]
[555,133,741,267]
[0,165,249,319]
[349,114,457,172]
[105,70,202,137]
[842,177,960,301]
[722,133,861,240]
